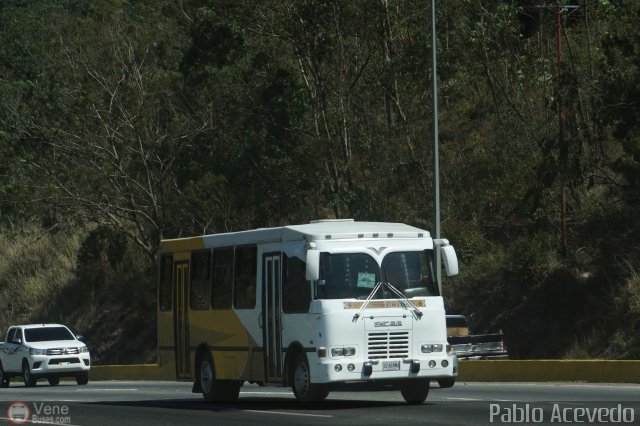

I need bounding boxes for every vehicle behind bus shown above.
[157,220,459,404]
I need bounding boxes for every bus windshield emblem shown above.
[374,321,402,327]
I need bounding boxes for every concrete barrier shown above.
[90,360,640,383]
[458,360,640,383]
[90,364,173,381]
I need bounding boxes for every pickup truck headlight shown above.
[79,346,89,353]
[29,348,46,356]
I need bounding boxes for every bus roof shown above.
[159,220,430,252]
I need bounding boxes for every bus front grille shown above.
[367,331,410,359]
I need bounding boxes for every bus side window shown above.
[190,250,211,310]
[159,254,173,311]
[234,246,257,309]
[283,255,311,313]
[212,248,233,309]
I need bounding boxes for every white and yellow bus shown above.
[157,219,459,404]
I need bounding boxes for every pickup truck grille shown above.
[48,357,81,365]
[46,347,80,355]
[367,331,410,359]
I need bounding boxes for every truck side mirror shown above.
[441,245,459,277]
[306,249,320,281]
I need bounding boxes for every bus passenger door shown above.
[174,262,191,379]
[262,253,283,382]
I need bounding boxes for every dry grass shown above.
[0,225,81,330]
[0,224,156,364]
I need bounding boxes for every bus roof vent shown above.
[309,219,355,224]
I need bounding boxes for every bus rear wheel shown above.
[198,352,240,402]
[400,379,430,404]
[291,352,328,402]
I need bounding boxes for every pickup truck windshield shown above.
[316,250,439,300]
[24,327,75,342]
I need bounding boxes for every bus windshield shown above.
[316,250,439,300]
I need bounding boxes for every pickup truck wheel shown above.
[400,379,430,404]
[76,372,89,385]
[22,360,36,387]
[0,363,9,388]
[438,377,455,388]
[48,377,60,386]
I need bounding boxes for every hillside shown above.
[0,1,639,361]
[0,226,156,365]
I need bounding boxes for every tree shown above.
[2,1,211,259]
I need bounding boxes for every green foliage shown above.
[33,224,156,364]
[1,0,640,360]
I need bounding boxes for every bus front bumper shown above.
[314,353,457,383]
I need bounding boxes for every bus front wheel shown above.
[198,351,240,402]
[400,379,430,404]
[291,353,328,402]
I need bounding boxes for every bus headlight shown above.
[421,344,443,353]
[331,346,356,357]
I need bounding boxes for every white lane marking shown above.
[242,409,332,418]
[73,388,139,391]
[240,391,294,395]
[444,397,482,401]
[444,397,524,402]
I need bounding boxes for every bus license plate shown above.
[382,360,400,371]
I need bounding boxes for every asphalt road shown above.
[0,380,638,426]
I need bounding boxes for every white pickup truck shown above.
[0,324,91,387]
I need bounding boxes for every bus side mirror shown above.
[306,249,320,281]
[441,245,459,277]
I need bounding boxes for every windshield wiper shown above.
[382,281,423,319]
[352,281,423,321]
[352,281,384,321]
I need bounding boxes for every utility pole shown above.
[430,0,442,295]
[537,3,578,256]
